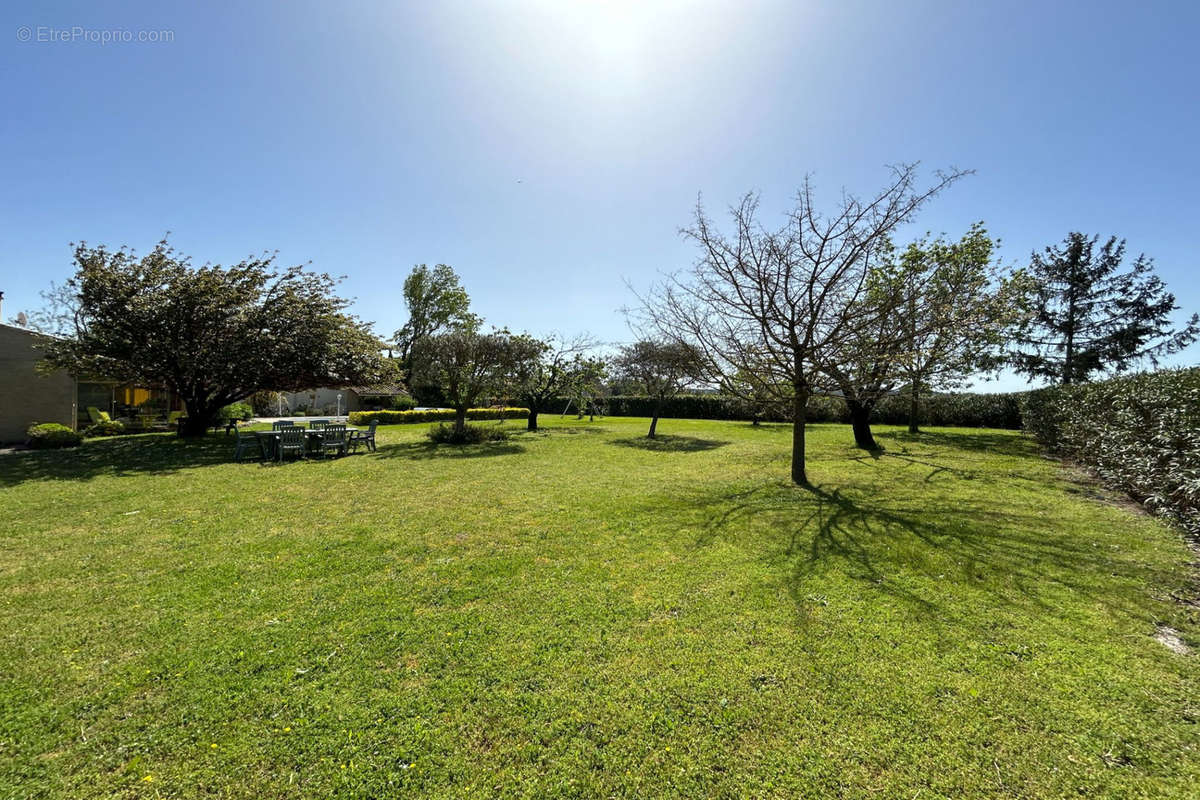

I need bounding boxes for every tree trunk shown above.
[791,389,808,485]
[908,383,920,433]
[847,400,879,450]
[180,396,217,437]
[454,407,467,433]
[527,410,539,431]
[648,399,662,438]
[180,415,211,437]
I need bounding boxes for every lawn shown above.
[1,417,1197,798]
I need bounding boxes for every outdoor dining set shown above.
[233,419,378,462]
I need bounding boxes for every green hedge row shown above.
[869,392,1023,429]
[348,407,530,426]
[1019,368,1200,536]
[574,392,1024,429]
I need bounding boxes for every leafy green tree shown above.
[412,329,541,434]
[818,226,1025,445]
[568,356,609,421]
[393,264,476,357]
[1011,233,1198,385]
[889,224,1025,433]
[613,340,703,438]
[510,334,603,431]
[815,240,910,451]
[40,239,391,436]
[393,264,479,393]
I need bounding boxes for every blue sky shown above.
[2,0,1197,391]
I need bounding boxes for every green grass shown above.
[1,417,1197,798]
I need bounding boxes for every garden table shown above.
[254,427,360,459]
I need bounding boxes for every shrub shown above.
[426,422,510,444]
[27,422,83,449]
[218,401,253,421]
[1017,387,1064,450]
[84,419,126,437]
[1021,368,1200,537]
[349,407,530,426]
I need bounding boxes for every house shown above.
[0,322,77,442]
[0,321,183,443]
[276,384,410,416]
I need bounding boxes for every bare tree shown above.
[640,164,969,484]
[19,281,81,337]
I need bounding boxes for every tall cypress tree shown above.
[1011,232,1198,385]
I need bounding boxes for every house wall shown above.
[0,324,76,443]
[278,388,361,415]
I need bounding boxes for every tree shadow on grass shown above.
[686,478,1173,633]
[849,450,981,483]
[0,433,238,487]
[373,440,525,461]
[877,429,1034,458]
[525,425,609,436]
[609,435,730,453]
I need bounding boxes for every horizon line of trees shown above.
[19,166,1197,471]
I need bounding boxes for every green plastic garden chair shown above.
[233,427,261,462]
[317,424,348,457]
[276,426,306,461]
[349,420,378,453]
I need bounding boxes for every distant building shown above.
[276,384,409,416]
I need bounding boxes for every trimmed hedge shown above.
[869,392,1023,429]
[348,407,530,426]
[355,394,417,412]
[1019,368,1200,537]
[27,423,83,449]
[574,393,1024,429]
